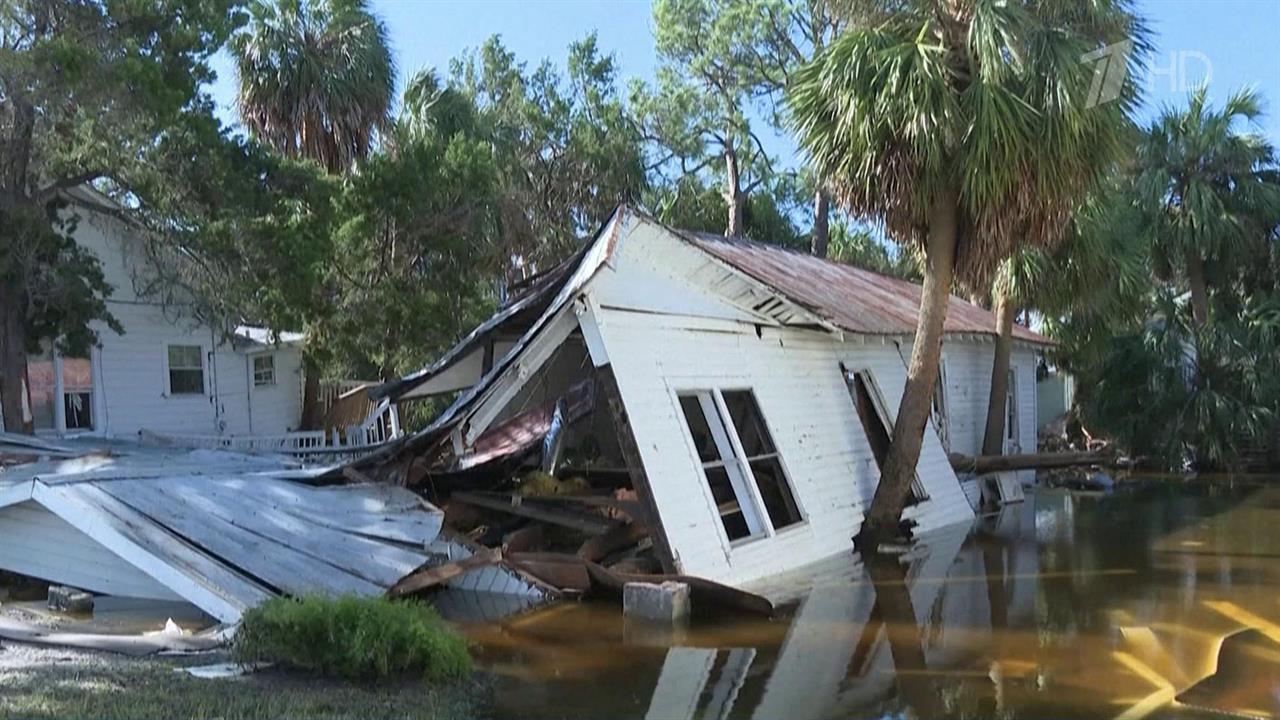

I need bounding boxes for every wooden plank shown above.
[596,364,679,573]
[451,491,615,535]
[0,479,33,509]
[506,552,592,592]
[577,521,650,562]
[584,561,774,616]
[93,479,384,598]
[387,547,502,598]
[31,482,271,623]
[120,477,429,586]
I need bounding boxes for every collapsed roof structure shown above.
[352,207,1051,590]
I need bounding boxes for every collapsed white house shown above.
[357,207,1051,589]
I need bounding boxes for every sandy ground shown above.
[0,604,482,720]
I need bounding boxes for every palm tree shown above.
[232,0,395,174]
[231,0,394,428]
[788,0,1146,546]
[980,185,1150,455]
[1136,87,1280,331]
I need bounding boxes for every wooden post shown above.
[596,365,678,574]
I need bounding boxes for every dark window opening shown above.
[849,371,926,504]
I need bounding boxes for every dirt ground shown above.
[0,604,484,720]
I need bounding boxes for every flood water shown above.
[459,479,1280,719]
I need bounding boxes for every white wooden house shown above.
[368,208,1050,587]
[2,188,306,440]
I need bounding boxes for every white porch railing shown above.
[145,395,403,465]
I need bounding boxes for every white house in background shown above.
[3,187,306,439]
[372,208,1050,587]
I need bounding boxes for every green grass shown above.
[0,658,482,720]
[234,594,473,682]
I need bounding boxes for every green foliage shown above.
[646,175,808,248]
[827,222,921,280]
[0,0,242,427]
[450,34,647,270]
[787,0,1151,289]
[234,595,473,682]
[323,89,500,380]
[232,0,395,173]
[1083,292,1279,469]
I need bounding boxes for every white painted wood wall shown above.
[575,223,1028,585]
[37,206,305,438]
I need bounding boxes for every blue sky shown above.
[208,0,1280,167]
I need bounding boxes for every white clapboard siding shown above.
[582,228,981,586]
[0,501,181,600]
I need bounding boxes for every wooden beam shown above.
[451,491,616,535]
[386,547,502,598]
[577,521,650,562]
[596,364,679,574]
[949,451,1111,474]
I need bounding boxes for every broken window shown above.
[1005,368,1020,451]
[677,390,801,543]
[721,390,801,531]
[844,369,928,503]
[931,361,950,452]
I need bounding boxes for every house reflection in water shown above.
[642,506,1039,720]
[476,484,1280,720]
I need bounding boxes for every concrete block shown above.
[48,585,94,613]
[623,581,690,622]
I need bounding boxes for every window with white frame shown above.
[677,389,802,542]
[931,360,950,452]
[253,354,276,387]
[167,345,205,395]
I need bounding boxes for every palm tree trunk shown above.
[811,187,830,257]
[858,189,958,548]
[1185,249,1210,327]
[981,291,1016,456]
[0,281,31,434]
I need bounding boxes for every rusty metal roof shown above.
[681,231,1052,345]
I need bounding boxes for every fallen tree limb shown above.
[949,450,1112,474]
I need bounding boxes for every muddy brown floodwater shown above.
[457,479,1280,719]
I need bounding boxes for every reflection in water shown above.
[468,482,1280,719]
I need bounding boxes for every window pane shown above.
[64,392,92,429]
[722,390,776,457]
[679,394,721,463]
[750,456,801,530]
[168,345,201,370]
[27,345,55,430]
[170,368,204,394]
[254,355,275,386]
[705,466,750,540]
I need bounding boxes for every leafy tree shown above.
[1136,87,1280,331]
[0,0,240,432]
[789,0,1146,544]
[324,74,500,382]
[231,0,395,426]
[739,0,846,254]
[635,0,780,237]
[450,34,647,275]
[646,173,808,248]
[827,223,921,280]
[231,0,394,174]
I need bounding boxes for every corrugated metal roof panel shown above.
[681,231,1052,345]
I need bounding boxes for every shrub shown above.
[233,594,472,682]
